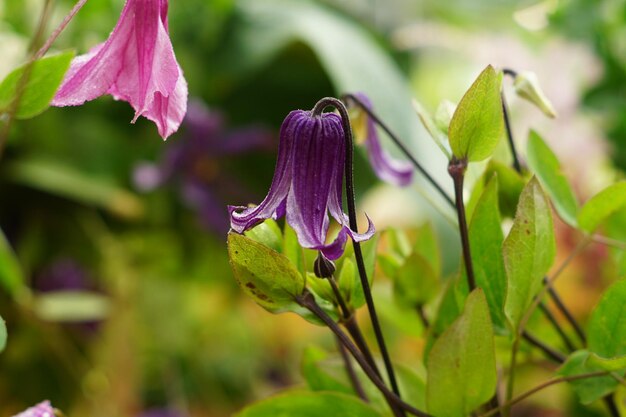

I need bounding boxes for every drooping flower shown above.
[350,93,413,186]
[13,401,54,417]
[52,0,188,140]
[133,99,273,234]
[229,110,375,260]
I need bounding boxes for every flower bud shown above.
[513,71,557,118]
[314,252,336,278]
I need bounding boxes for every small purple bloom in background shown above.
[12,401,54,417]
[229,110,375,260]
[134,99,273,234]
[351,93,413,187]
[52,0,188,140]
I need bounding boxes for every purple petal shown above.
[354,93,413,187]
[229,111,303,232]
[52,0,187,140]
[12,401,54,417]
[286,112,342,251]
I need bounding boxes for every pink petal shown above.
[13,401,54,417]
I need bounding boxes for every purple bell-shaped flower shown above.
[229,109,374,260]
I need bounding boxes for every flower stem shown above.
[312,97,403,402]
[448,157,476,291]
[342,93,454,208]
[543,276,587,345]
[521,330,566,363]
[537,301,576,352]
[297,291,432,417]
[480,371,610,417]
[35,0,89,60]
[328,273,383,378]
[336,335,369,402]
[500,92,522,173]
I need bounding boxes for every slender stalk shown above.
[312,97,402,401]
[297,291,432,417]
[603,396,620,417]
[543,277,587,345]
[500,92,522,173]
[0,0,54,158]
[344,315,383,379]
[416,304,429,329]
[480,371,609,417]
[521,330,566,363]
[327,273,383,378]
[448,157,476,291]
[336,335,368,401]
[504,336,520,417]
[35,0,89,60]
[537,301,576,352]
[342,93,454,208]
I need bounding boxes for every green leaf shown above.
[559,350,619,404]
[6,158,144,219]
[245,219,283,252]
[425,277,465,359]
[0,315,6,353]
[588,278,626,358]
[338,258,356,306]
[503,177,556,331]
[0,51,74,119]
[0,228,26,299]
[448,65,504,162]
[587,352,626,372]
[427,289,497,417]
[578,182,626,233]
[526,130,579,226]
[301,346,355,396]
[33,290,110,322]
[235,390,383,417]
[228,232,305,313]
[393,252,439,307]
[469,175,508,333]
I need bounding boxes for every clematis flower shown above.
[13,401,54,417]
[350,93,413,186]
[52,0,188,140]
[229,110,375,260]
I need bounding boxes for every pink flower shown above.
[13,401,54,417]
[52,0,188,140]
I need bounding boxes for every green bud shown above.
[513,71,557,118]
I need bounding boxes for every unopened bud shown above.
[513,71,557,118]
[314,252,336,278]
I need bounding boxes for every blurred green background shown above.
[0,0,625,416]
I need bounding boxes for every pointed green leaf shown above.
[559,350,619,404]
[469,175,508,333]
[0,51,74,119]
[588,278,626,358]
[503,177,556,331]
[228,232,305,313]
[526,130,579,226]
[448,65,504,162]
[235,390,383,417]
[578,182,626,233]
[427,289,497,417]
[513,71,557,118]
